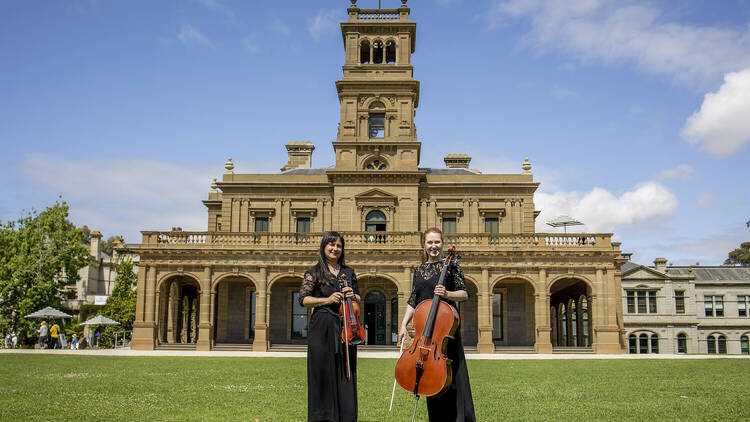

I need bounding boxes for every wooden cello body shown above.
[394,248,460,397]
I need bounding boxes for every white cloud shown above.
[20,154,218,243]
[197,0,236,25]
[552,85,578,100]
[488,0,750,89]
[657,164,693,181]
[269,15,290,36]
[178,24,214,48]
[681,68,750,157]
[696,192,713,209]
[535,181,678,233]
[308,10,340,40]
[243,34,260,53]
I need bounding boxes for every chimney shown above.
[90,230,102,259]
[444,153,471,169]
[281,141,315,171]
[654,257,667,273]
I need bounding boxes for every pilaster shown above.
[253,267,269,351]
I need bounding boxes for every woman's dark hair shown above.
[311,231,346,284]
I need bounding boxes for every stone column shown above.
[196,266,213,351]
[477,268,494,353]
[134,263,146,323]
[535,268,553,353]
[132,266,157,350]
[253,267,269,351]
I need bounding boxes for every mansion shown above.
[130,1,629,354]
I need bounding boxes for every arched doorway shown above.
[357,275,399,345]
[491,278,536,348]
[213,276,256,345]
[364,291,387,345]
[269,276,307,345]
[549,277,592,348]
[158,275,201,345]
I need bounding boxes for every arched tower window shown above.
[385,41,396,64]
[365,210,386,232]
[373,40,384,64]
[365,159,387,170]
[369,101,386,139]
[360,40,371,64]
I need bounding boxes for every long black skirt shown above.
[425,328,476,422]
[307,309,358,422]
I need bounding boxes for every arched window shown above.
[707,335,716,354]
[360,40,370,64]
[559,304,567,347]
[628,334,637,354]
[569,300,577,346]
[580,296,590,347]
[373,40,384,64]
[677,333,687,354]
[639,333,649,354]
[650,334,659,354]
[365,159,387,170]
[718,335,727,354]
[741,335,749,355]
[385,41,396,63]
[365,210,386,232]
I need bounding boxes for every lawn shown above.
[0,355,748,421]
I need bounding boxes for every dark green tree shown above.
[0,200,89,342]
[724,241,750,266]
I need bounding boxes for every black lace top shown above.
[407,260,467,309]
[299,265,360,311]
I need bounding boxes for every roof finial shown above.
[402,0,408,5]
[350,0,357,6]
[224,157,234,174]
[210,178,218,192]
[522,157,532,174]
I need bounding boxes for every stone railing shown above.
[139,231,613,251]
[356,10,401,21]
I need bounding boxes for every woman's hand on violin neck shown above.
[340,286,355,299]
[328,292,344,305]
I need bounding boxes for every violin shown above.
[394,247,460,399]
[338,273,366,379]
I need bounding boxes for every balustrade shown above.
[140,231,612,251]
[357,11,399,21]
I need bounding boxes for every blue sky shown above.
[1,0,749,266]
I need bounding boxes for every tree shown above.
[0,200,90,341]
[101,257,137,331]
[724,242,750,266]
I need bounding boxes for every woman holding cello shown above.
[397,227,476,422]
[300,231,361,422]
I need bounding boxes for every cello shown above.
[394,247,460,418]
[338,272,366,380]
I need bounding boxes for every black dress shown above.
[299,265,360,422]
[407,261,476,422]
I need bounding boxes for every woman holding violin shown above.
[299,231,361,422]
[397,227,476,422]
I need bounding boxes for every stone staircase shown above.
[552,346,594,354]
[213,343,253,352]
[156,343,196,351]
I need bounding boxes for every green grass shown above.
[1,355,749,421]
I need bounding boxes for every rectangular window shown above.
[739,296,748,317]
[291,292,308,339]
[254,217,269,232]
[485,217,499,234]
[648,291,657,313]
[637,291,647,313]
[442,217,457,234]
[492,293,503,341]
[704,296,724,317]
[369,113,385,138]
[626,291,635,313]
[675,291,685,314]
[296,217,310,233]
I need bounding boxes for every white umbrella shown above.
[81,315,120,326]
[25,306,72,319]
